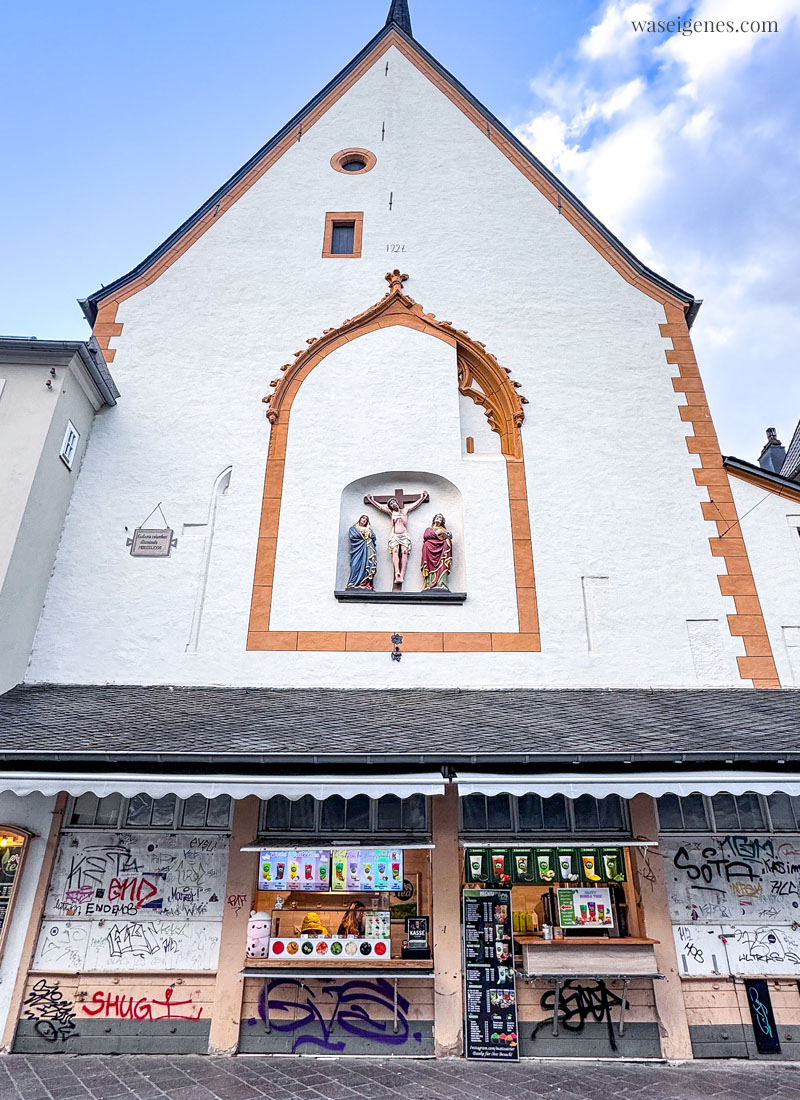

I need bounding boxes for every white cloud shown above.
[580,1,656,60]
[514,0,800,458]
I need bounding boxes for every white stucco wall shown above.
[0,793,56,1047]
[26,45,745,689]
[730,475,800,685]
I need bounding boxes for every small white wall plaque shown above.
[129,527,176,557]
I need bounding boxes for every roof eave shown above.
[723,454,800,496]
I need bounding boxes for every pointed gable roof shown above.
[81,11,698,331]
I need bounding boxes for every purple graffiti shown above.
[258,978,423,1053]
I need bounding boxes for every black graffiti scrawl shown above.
[22,979,78,1044]
[533,980,627,1051]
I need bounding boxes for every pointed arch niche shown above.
[247,272,540,653]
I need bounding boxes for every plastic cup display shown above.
[392,862,401,879]
[603,853,619,880]
[581,855,596,879]
[597,903,606,923]
[587,901,596,922]
[319,863,327,881]
[469,854,483,879]
[579,904,588,923]
[262,863,272,882]
[335,862,344,881]
[290,861,299,880]
[515,854,529,878]
[304,862,313,880]
[559,855,572,880]
[276,862,285,880]
[491,854,505,878]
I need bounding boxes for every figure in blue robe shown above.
[346,515,378,589]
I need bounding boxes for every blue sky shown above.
[2,0,798,460]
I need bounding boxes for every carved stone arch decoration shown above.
[248,272,540,653]
[263,270,528,459]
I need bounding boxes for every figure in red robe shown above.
[421,514,453,590]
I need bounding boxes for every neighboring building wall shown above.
[0,347,107,693]
[0,793,57,1044]
[729,475,800,686]
[27,46,747,689]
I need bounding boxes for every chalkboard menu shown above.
[462,888,519,1060]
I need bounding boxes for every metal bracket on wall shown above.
[391,633,403,661]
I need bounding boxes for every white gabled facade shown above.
[22,33,776,690]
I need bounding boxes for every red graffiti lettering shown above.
[80,987,202,1020]
[107,877,159,907]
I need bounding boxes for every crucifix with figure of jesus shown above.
[364,487,429,591]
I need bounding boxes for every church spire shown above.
[385,0,412,36]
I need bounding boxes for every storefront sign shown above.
[557,887,614,929]
[259,850,330,891]
[462,889,519,1061]
[406,916,429,950]
[332,849,403,892]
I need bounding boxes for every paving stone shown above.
[4,1058,800,1100]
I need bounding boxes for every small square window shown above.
[59,420,80,469]
[331,223,355,254]
[323,212,363,258]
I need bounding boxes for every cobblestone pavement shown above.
[1,1057,800,1100]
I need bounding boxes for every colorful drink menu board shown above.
[557,887,614,929]
[259,850,330,891]
[331,849,403,892]
[259,849,403,893]
[462,889,519,1061]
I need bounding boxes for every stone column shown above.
[432,782,463,1057]
[208,796,260,1055]
[629,793,693,1060]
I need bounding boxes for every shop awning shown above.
[455,772,800,799]
[0,771,447,800]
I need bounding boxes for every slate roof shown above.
[79,8,698,328]
[781,419,800,481]
[1,685,799,768]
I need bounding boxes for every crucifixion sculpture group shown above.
[345,488,453,593]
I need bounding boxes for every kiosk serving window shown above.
[249,795,433,967]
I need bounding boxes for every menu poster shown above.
[557,887,614,929]
[259,850,331,891]
[344,849,404,892]
[462,889,519,1061]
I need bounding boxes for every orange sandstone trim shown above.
[663,302,779,688]
[246,283,540,652]
[322,211,364,259]
[726,465,800,506]
[330,148,377,175]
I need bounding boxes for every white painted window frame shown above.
[59,419,80,469]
